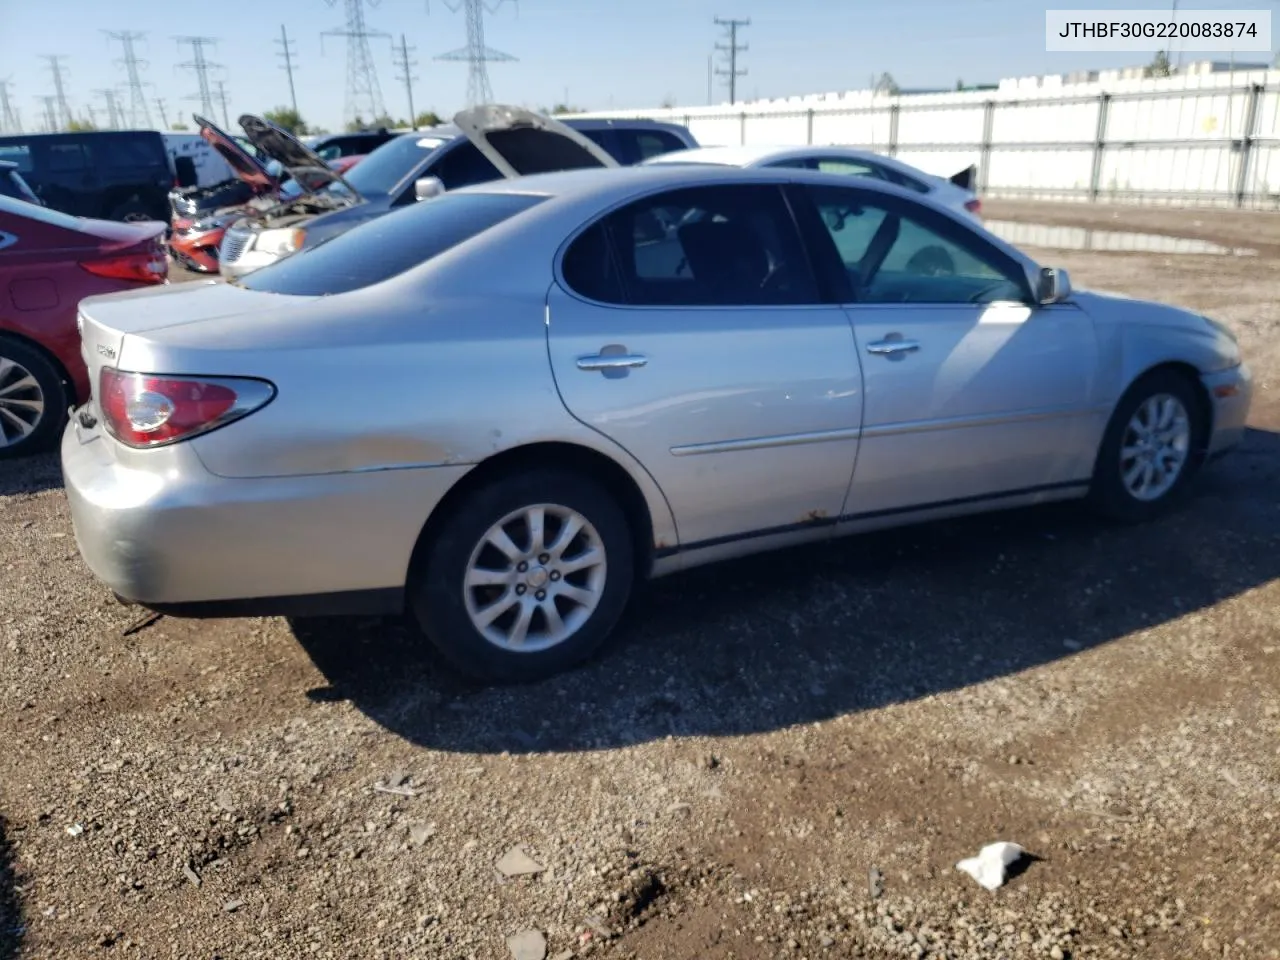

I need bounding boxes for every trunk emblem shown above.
[97,344,117,360]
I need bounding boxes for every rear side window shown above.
[100,134,168,171]
[630,130,691,161]
[47,143,91,173]
[0,144,33,173]
[239,191,546,296]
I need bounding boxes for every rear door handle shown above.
[577,353,648,371]
[866,338,920,356]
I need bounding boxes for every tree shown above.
[344,115,367,132]
[874,72,900,96]
[1146,50,1172,78]
[956,77,965,91]
[68,118,97,131]
[550,103,586,116]
[660,95,677,109]
[414,110,443,128]
[265,107,309,135]
[170,121,189,131]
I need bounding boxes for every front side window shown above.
[561,184,819,307]
[803,184,1028,305]
[239,191,545,296]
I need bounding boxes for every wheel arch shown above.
[406,440,666,590]
[0,327,77,401]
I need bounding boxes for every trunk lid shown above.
[75,216,167,248]
[451,104,619,179]
[195,114,276,191]
[238,114,363,199]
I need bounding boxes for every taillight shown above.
[80,249,168,285]
[98,369,275,448]
[964,198,982,216]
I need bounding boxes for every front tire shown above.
[1088,369,1207,523]
[410,469,635,683]
[0,338,69,460]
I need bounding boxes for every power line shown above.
[104,31,154,129]
[35,95,59,133]
[0,79,20,133]
[276,25,301,116]
[322,0,391,126]
[392,32,418,125]
[215,80,231,128]
[93,88,124,129]
[154,97,169,129]
[433,0,517,109]
[41,55,74,129]
[174,35,221,120]
[713,15,750,106]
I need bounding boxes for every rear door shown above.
[32,137,99,217]
[546,181,863,549]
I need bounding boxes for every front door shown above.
[546,182,864,549]
[792,182,1101,518]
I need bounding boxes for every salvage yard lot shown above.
[2,202,1279,960]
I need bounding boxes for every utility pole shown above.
[433,0,518,108]
[392,32,418,126]
[174,36,221,119]
[154,97,169,128]
[214,80,231,128]
[275,24,300,115]
[322,0,392,126]
[104,31,154,127]
[41,56,74,129]
[713,16,750,106]
[707,52,713,105]
[0,79,19,133]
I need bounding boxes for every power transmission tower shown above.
[214,80,231,128]
[433,0,517,108]
[174,36,221,119]
[104,31,154,128]
[41,56,74,129]
[36,95,59,133]
[392,33,418,125]
[322,0,391,127]
[713,15,750,105]
[154,97,169,128]
[0,79,19,133]
[86,105,98,128]
[276,25,301,115]
[94,88,124,129]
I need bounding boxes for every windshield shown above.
[239,191,546,296]
[325,134,451,199]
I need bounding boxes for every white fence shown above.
[578,69,1280,209]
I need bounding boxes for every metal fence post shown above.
[888,102,900,157]
[806,108,814,146]
[1089,93,1111,202]
[978,101,995,193]
[740,111,747,146]
[1235,83,1263,208]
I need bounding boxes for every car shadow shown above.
[0,816,22,960]
[290,425,1280,755]
[0,452,63,497]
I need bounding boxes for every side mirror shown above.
[1038,266,1072,304]
[414,176,445,202]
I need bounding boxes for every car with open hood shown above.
[216,107,694,280]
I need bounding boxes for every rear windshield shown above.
[238,191,546,296]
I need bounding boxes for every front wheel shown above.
[410,469,635,683]
[1088,369,1207,523]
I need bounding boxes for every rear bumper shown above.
[1203,362,1252,458]
[61,421,472,617]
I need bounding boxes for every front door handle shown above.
[577,353,648,372]
[866,338,920,356]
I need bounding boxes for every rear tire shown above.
[0,337,70,460]
[1088,368,1207,523]
[410,468,635,684]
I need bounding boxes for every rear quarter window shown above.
[239,191,546,296]
[100,134,169,170]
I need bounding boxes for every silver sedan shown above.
[61,165,1253,682]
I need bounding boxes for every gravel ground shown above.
[2,204,1279,960]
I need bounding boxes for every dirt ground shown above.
[2,202,1278,960]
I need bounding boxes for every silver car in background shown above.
[644,144,984,219]
[62,165,1252,683]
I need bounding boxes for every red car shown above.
[0,194,167,458]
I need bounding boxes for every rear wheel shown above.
[0,338,69,460]
[410,469,635,683]
[1088,369,1206,523]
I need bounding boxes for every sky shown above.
[0,0,1276,133]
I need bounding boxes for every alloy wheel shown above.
[0,356,45,448]
[1120,392,1191,502]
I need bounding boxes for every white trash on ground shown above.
[955,841,1026,891]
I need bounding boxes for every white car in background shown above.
[644,145,982,220]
